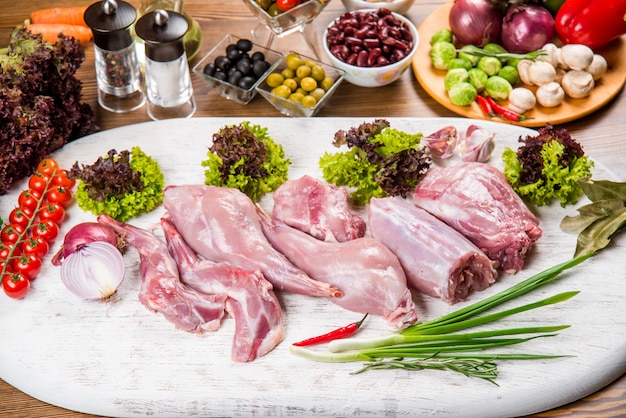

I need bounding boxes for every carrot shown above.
[26,23,93,45]
[31,6,89,28]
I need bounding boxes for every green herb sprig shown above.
[290,255,591,383]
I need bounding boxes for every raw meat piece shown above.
[257,208,418,328]
[272,175,366,242]
[97,214,227,333]
[413,162,542,274]
[163,185,341,298]
[162,218,284,362]
[369,197,497,304]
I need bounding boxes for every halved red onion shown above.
[60,241,126,301]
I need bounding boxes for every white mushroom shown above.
[539,43,560,68]
[528,60,557,85]
[517,59,533,85]
[561,70,595,98]
[554,68,567,84]
[586,54,608,80]
[508,87,536,114]
[560,44,594,71]
[536,82,565,107]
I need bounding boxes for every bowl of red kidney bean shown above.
[323,8,419,87]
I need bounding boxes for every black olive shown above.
[228,70,243,86]
[253,60,269,77]
[213,70,228,81]
[214,56,231,72]
[203,63,216,77]
[238,76,257,90]
[251,51,265,61]
[236,58,253,75]
[227,47,242,61]
[236,39,253,52]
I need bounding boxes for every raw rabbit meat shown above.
[163,185,341,298]
[97,214,227,333]
[272,175,366,242]
[369,197,497,304]
[257,208,418,328]
[413,162,542,274]
[162,218,284,362]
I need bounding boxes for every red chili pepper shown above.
[485,96,527,122]
[291,313,368,347]
[555,0,626,50]
[475,95,495,117]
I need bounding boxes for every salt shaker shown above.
[85,0,145,113]
[135,9,196,120]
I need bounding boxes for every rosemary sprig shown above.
[456,47,547,62]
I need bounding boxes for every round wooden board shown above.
[411,2,626,127]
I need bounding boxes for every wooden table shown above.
[1,0,625,416]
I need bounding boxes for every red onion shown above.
[501,4,555,53]
[51,222,120,266]
[60,241,126,301]
[449,0,502,47]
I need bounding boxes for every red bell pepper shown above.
[555,0,626,50]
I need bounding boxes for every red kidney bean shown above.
[326,8,414,68]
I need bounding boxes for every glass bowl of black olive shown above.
[192,34,283,104]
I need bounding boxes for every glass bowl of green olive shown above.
[255,51,345,117]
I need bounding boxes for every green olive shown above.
[309,87,326,101]
[310,64,326,81]
[320,76,335,91]
[300,76,317,92]
[301,95,317,108]
[282,78,298,92]
[272,84,291,98]
[286,53,304,70]
[281,67,295,79]
[296,64,312,79]
[266,73,284,88]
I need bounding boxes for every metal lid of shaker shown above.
[135,9,188,63]
[84,0,137,51]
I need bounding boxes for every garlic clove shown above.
[422,125,458,159]
[459,125,495,163]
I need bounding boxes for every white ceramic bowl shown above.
[341,0,416,15]
[323,9,419,88]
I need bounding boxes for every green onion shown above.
[289,254,592,382]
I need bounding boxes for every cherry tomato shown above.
[28,172,50,194]
[32,220,59,243]
[37,158,59,177]
[52,169,76,189]
[21,236,49,259]
[0,242,21,263]
[38,202,65,224]
[13,253,42,281]
[8,207,34,229]
[1,224,25,244]
[276,0,300,11]
[17,189,42,212]
[46,186,72,207]
[2,272,30,299]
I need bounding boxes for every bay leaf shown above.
[578,178,626,202]
[574,207,626,257]
[561,199,625,233]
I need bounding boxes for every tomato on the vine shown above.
[38,202,65,224]
[32,220,59,243]
[28,172,50,194]
[1,224,25,244]
[276,0,300,11]
[0,242,21,262]
[37,158,60,177]
[2,272,30,299]
[8,207,34,229]
[20,236,49,259]
[13,254,42,281]
[17,189,42,212]
[46,186,72,207]
[52,169,76,189]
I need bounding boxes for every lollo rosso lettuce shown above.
[502,124,594,207]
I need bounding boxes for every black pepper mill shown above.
[135,9,196,120]
[84,0,145,113]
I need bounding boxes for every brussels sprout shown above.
[498,65,520,86]
[448,82,477,106]
[457,45,482,66]
[447,58,473,71]
[430,28,453,45]
[477,56,502,76]
[445,68,469,90]
[468,68,488,93]
[485,75,513,100]
[430,41,457,71]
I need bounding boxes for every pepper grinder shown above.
[84,0,145,113]
[135,9,196,120]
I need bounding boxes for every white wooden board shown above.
[1,117,625,417]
